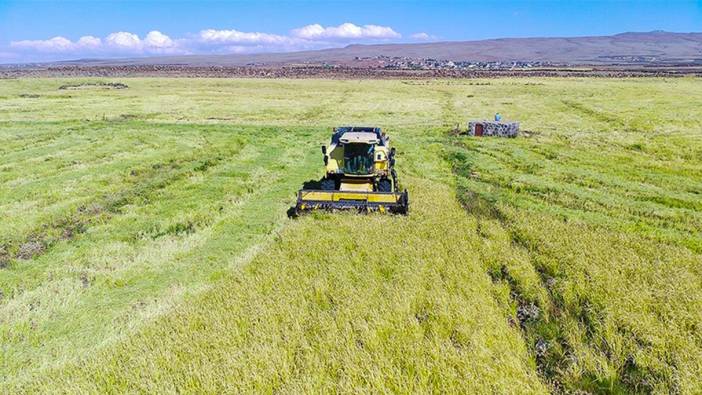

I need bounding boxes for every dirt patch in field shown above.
[58,81,128,90]
[16,240,45,260]
[0,245,9,268]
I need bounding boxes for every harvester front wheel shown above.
[377,179,392,192]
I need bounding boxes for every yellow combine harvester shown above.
[295,126,409,214]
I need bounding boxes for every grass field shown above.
[0,77,700,393]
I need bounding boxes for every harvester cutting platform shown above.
[295,126,409,214]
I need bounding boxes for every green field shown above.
[1,77,700,393]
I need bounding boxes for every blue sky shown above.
[1,0,700,63]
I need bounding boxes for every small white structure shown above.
[467,121,519,137]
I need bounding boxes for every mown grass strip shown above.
[0,122,325,386]
[0,140,241,268]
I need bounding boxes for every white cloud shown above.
[411,32,438,41]
[199,29,292,45]
[106,32,141,50]
[144,31,174,48]
[12,36,75,52]
[142,31,186,54]
[11,35,104,52]
[291,23,400,40]
[9,31,188,59]
[77,36,102,48]
[5,22,404,61]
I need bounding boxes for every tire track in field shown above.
[296,88,353,122]
[561,100,628,131]
[0,122,198,189]
[0,140,244,280]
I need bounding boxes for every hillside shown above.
[57,31,702,66]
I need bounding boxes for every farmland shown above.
[0,77,700,393]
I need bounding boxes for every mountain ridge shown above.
[30,31,702,67]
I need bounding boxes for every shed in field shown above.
[467,121,519,137]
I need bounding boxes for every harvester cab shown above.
[295,126,409,214]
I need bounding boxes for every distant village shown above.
[351,55,555,70]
